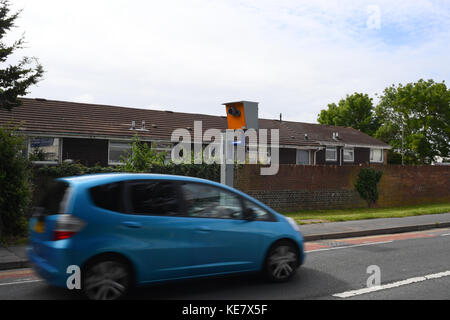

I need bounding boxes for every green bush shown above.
[0,125,33,238]
[121,135,167,172]
[355,168,383,207]
[35,161,220,181]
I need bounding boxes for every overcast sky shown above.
[8,0,450,123]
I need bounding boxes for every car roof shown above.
[59,173,217,187]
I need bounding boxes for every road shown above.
[0,228,449,300]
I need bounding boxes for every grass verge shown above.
[284,203,450,225]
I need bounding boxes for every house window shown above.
[28,137,60,163]
[370,148,383,163]
[296,150,310,165]
[325,147,337,162]
[343,148,354,162]
[109,141,132,165]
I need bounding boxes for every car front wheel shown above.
[263,241,299,282]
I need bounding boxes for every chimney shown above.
[332,131,340,140]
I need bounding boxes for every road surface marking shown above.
[0,279,43,287]
[0,269,36,280]
[306,241,393,253]
[333,270,450,298]
[305,228,450,253]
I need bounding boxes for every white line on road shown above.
[333,270,450,298]
[0,279,43,287]
[440,233,450,237]
[306,240,393,253]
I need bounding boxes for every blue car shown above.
[28,173,305,300]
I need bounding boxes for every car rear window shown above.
[34,180,70,216]
[90,182,123,213]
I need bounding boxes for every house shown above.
[0,98,391,166]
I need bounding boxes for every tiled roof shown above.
[0,98,390,148]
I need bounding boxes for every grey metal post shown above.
[220,132,234,187]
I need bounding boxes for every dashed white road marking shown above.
[306,240,393,253]
[333,270,450,298]
[440,233,450,237]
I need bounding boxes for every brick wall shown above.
[234,164,450,212]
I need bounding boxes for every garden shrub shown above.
[0,125,32,237]
[355,167,383,207]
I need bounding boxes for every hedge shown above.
[32,162,221,209]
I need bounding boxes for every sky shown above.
[7,0,450,123]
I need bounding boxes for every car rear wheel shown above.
[264,241,299,282]
[82,257,132,300]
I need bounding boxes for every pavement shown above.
[299,212,450,241]
[1,212,450,271]
[0,244,29,271]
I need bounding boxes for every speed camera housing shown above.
[223,101,259,130]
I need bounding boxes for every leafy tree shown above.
[374,79,450,164]
[0,124,32,238]
[121,135,167,172]
[386,149,403,165]
[318,93,379,136]
[355,168,383,207]
[0,0,43,110]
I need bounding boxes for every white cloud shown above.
[7,0,450,123]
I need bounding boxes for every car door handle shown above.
[122,221,143,229]
[196,226,212,233]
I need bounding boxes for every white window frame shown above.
[343,147,354,162]
[370,148,384,163]
[108,140,132,165]
[325,147,337,162]
[28,136,62,164]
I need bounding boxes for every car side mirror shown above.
[243,208,257,221]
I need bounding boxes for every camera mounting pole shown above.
[221,101,259,187]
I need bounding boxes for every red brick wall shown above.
[234,164,450,211]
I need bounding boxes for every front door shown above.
[178,182,263,275]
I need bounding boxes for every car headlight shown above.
[286,217,300,232]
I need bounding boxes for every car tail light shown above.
[53,214,86,241]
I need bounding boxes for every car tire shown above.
[263,240,299,282]
[82,255,132,300]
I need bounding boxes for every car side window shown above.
[90,182,124,213]
[243,200,275,222]
[128,181,180,216]
[180,183,244,219]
